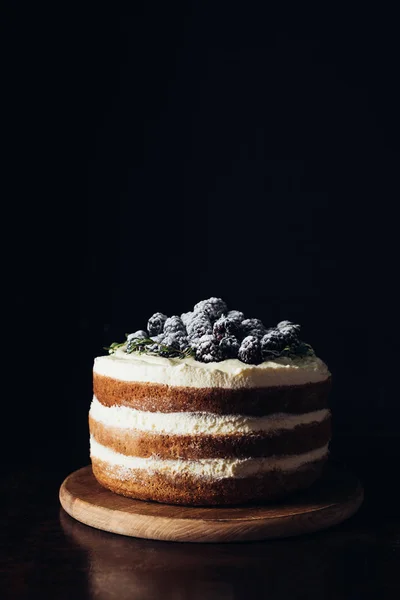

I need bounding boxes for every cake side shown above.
[89,357,331,505]
[89,414,331,459]
[91,456,328,505]
[93,373,331,415]
[89,296,332,505]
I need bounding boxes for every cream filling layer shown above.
[94,350,330,389]
[90,436,329,479]
[90,396,330,435]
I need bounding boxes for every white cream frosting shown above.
[90,436,329,479]
[89,396,330,435]
[94,349,330,389]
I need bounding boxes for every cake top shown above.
[94,350,330,388]
[106,296,322,367]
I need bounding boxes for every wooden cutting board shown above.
[59,464,363,543]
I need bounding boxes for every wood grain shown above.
[59,464,363,542]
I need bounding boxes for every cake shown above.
[89,298,332,506]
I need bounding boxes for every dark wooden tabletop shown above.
[1,449,400,600]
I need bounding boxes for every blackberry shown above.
[159,332,188,356]
[261,329,286,360]
[147,312,168,336]
[127,330,148,341]
[186,314,213,341]
[213,316,242,341]
[193,297,227,321]
[193,299,209,315]
[219,335,240,359]
[279,325,300,346]
[241,318,267,339]
[187,337,200,350]
[195,334,221,363]
[277,320,301,334]
[181,311,195,327]
[172,331,189,351]
[178,336,189,351]
[247,328,268,340]
[227,310,244,322]
[151,334,164,342]
[164,315,186,335]
[147,334,164,352]
[238,335,262,364]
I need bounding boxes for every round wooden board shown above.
[59,464,363,543]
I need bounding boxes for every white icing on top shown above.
[89,396,330,435]
[93,349,330,389]
[90,436,329,479]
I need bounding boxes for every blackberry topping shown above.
[195,334,221,363]
[241,318,266,333]
[219,335,240,359]
[277,320,301,334]
[177,336,189,351]
[127,330,148,341]
[147,312,168,336]
[193,297,228,321]
[158,332,188,356]
[164,315,186,335]
[213,317,227,341]
[213,316,242,341]
[260,329,286,359]
[238,335,262,364]
[247,328,267,340]
[170,331,189,350]
[151,334,164,342]
[107,296,314,365]
[279,324,300,346]
[227,310,244,322]
[241,318,267,339]
[147,334,164,351]
[186,314,213,341]
[181,311,195,327]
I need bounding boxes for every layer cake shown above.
[89,350,331,505]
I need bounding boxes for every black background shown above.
[3,4,400,474]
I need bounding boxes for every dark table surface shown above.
[1,442,400,600]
